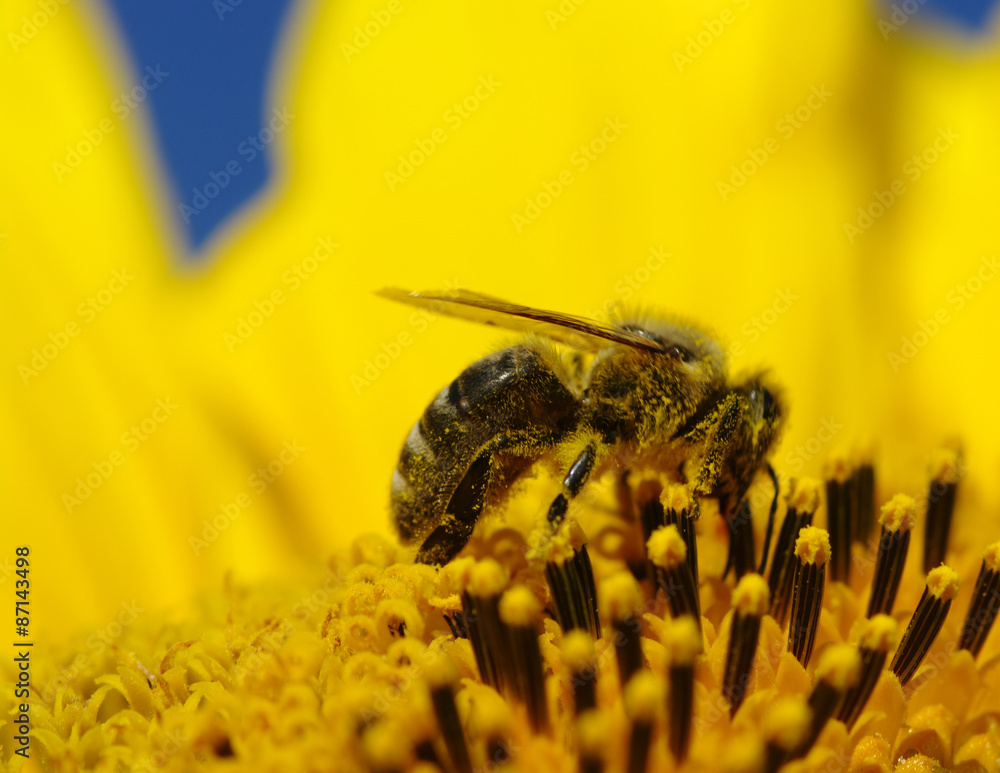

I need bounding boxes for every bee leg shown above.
[685,394,741,498]
[542,441,603,637]
[756,463,780,575]
[684,394,759,579]
[547,442,599,527]
[415,452,492,565]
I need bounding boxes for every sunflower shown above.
[3,0,1000,771]
[16,447,1000,772]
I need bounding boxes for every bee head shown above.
[739,375,785,455]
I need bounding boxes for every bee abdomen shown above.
[392,344,579,544]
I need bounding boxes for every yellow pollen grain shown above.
[814,644,862,691]
[498,585,541,627]
[647,525,687,570]
[599,571,644,622]
[468,559,509,598]
[562,630,596,671]
[732,573,770,617]
[623,671,661,722]
[762,695,812,750]
[423,650,459,689]
[788,477,822,514]
[859,614,898,652]
[665,616,701,666]
[662,483,692,513]
[824,449,852,483]
[794,526,831,565]
[982,541,1000,573]
[879,494,917,533]
[926,564,959,601]
[576,710,608,757]
[928,446,961,484]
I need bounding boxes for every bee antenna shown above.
[757,463,780,576]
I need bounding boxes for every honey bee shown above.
[379,288,784,567]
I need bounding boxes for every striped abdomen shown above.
[392,344,579,550]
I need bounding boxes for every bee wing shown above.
[376,287,667,353]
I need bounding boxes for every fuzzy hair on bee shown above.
[378,288,785,567]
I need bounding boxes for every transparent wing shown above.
[376,287,667,353]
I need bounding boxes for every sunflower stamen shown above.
[786,644,862,763]
[636,479,665,545]
[762,696,812,773]
[665,615,700,763]
[958,542,1000,658]
[768,477,821,626]
[866,494,916,618]
[851,451,877,544]
[728,498,756,580]
[600,571,646,688]
[563,630,598,715]
[648,524,700,621]
[469,689,516,769]
[723,573,769,715]
[923,446,961,573]
[540,520,602,638]
[662,484,700,613]
[624,671,660,773]
[824,452,854,584]
[788,526,830,667]
[498,586,549,733]
[577,710,608,773]
[890,564,959,686]
[460,559,510,693]
[426,654,474,773]
[835,614,897,728]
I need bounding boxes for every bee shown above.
[379,288,784,567]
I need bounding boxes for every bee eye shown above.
[750,386,778,417]
[668,345,694,363]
